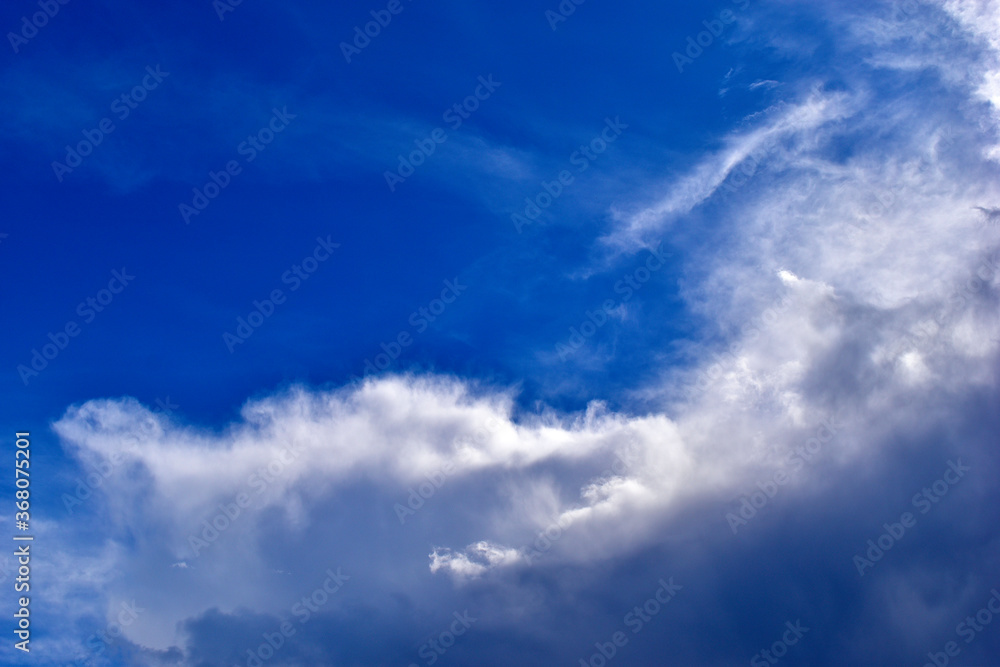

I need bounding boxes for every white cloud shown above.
[602,89,858,251]
[40,1,1000,661]
[429,541,526,581]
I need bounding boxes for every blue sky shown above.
[2,0,1000,665]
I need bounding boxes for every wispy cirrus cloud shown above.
[27,1,1000,665]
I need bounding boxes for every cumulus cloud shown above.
[36,1,1000,664]
[429,541,527,580]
